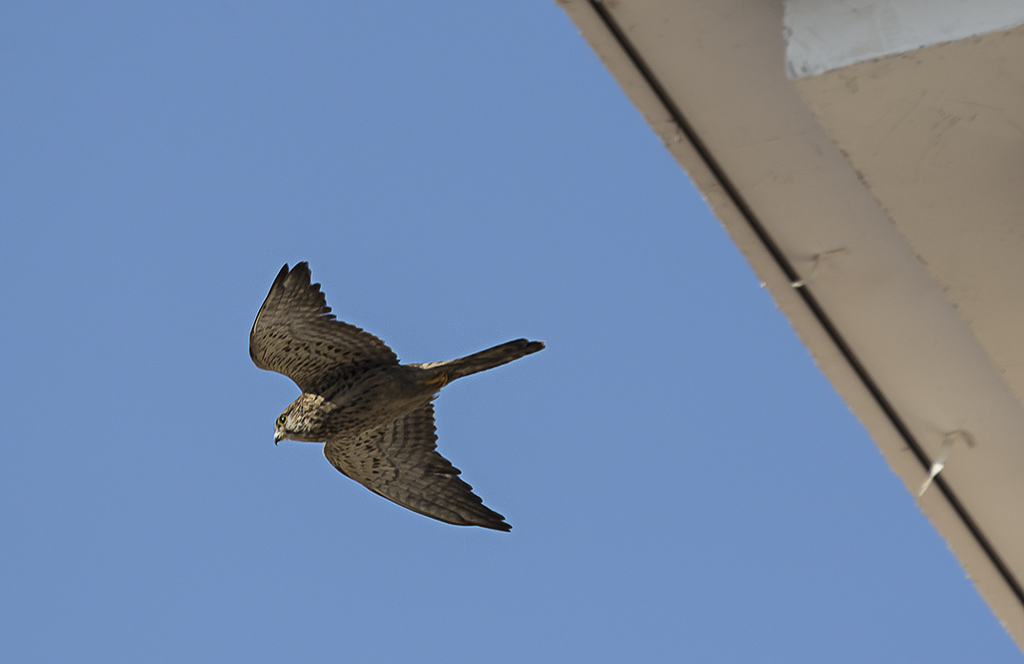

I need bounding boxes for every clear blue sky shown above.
[1,3,1020,662]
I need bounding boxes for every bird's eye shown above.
[277,414,287,427]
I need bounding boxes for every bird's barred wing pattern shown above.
[250,263,398,394]
[323,403,510,531]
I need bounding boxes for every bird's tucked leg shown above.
[425,371,449,389]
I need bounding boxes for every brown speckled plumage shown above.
[250,262,543,531]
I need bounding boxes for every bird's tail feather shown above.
[416,339,544,383]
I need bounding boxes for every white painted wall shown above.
[784,0,1024,77]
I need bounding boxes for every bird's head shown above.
[273,394,326,445]
[273,409,293,445]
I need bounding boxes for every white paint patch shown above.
[784,0,1024,78]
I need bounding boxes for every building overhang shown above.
[559,0,1024,646]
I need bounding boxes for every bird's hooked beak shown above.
[274,430,284,445]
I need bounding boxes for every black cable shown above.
[587,0,1024,608]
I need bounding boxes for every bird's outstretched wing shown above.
[323,403,511,531]
[250,263,398,394]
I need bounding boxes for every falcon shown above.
[250,262,543,531]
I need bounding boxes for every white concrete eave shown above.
[559,0,1024,647]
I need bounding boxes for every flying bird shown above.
[250,262,543,531]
